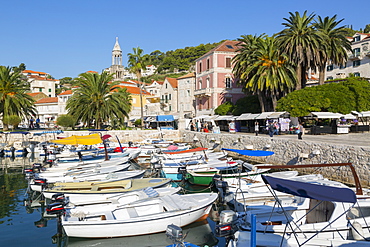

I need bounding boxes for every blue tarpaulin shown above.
[221,148,274,156]
[262,175,357,203]
[156,115,174,122]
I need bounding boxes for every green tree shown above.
[66,71,132,129]
[364,24,370,33]
[2,115,21,130]
[275,11,320,90]
[0,66,36,130]
[11,63,26,73]
[56,114,76,129]
[232,95,261,115]
[233,35,297,111]
[127,47,146,129]
[314,15,352,85]
[214,101,235,115]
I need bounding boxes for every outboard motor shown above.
[215,210,237,243]
[51,193,67,205]
[24,168,34,177]
[178,166,187,181]
[32,163,43,172]
[210,174,228,203]
[166,224,185,246]
[10,146,16,158]
[46,202,65,215]
[33,178,48,190]
[128,141,133,147]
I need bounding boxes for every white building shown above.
[22,70,60,97]
[34,97,59,125]
[325,33,370,80]
[177,72,196,118]
[57,89,73,115]
[160,77,178,115]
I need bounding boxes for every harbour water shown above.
[0,156,226,247]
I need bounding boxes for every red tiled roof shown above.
[166,77,178,89]
[86,70,98,73]
[113,85,151,95]
[27,92,43,97]
[58,90,72,96]
[35,97,58,104]
[197,40,241,60]
[27,75,58,81]
[22,70,47,75]
[177,72,195,79]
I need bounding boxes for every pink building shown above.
[194,40,245,116]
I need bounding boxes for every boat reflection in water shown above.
[66,219,219,247]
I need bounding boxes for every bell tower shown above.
[110,37,124,80]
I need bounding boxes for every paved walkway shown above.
[233,131,370,148]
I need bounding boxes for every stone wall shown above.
[181,131,370,188]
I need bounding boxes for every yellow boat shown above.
[42,178,172,200]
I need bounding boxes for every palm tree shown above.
[127,47,147,129]
[233,36,297,111]
[0,66,36,130]
[275,11,320,90]
[314,15,352,85]
[66,71,131,129]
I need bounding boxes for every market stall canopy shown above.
[309,112,343,119]
[352,111,370,117]
[255,112,276,119]
[235,113,252,120]
[194,115,218,120]
[156,115,174,122]
[214,115,235,121]
[50,133,102,145]
[267,111,289,119]
[341,113,357,119]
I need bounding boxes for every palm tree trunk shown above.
[137,74,144,130]
[295,66,302,90]
[318,64,326,85]
[257,91,265,112]
[271,94,277,111]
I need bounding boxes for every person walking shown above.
[268,121,274,137]
[298,122,304,140]
[254,121,259,136]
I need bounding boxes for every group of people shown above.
[189,120,213,133]
[253,120,304,140]
[29,117,40,129]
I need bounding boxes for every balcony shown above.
[348,53,362,60]
[194,88,211,97]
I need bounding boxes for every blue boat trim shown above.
[221,148,274,156]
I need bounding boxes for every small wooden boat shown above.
[42,177,172,199]
[61,193,218,238]
[30,169,146,191]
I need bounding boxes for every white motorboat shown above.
[66,187,181,214]
[60,193,218,238]
[227,172,370,247]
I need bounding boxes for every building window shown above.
[169,105,172,111]
[353,48,361,56]
[198,80,202,89]
[354,72,361,77]
[226,57,231,68]
[199,62,202,72]
[326,65,334,71]
[48,88,52,92]
[165,83,168,89]
[187,90,190,96]
[207,59,210,70]
[225,78,232,88]
[169,94,171,100]
[353,60,361,67]
[353,36,360,42]
[39,88,42,92]
[206,77,210,88]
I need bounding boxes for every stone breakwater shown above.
[181,131,370,188]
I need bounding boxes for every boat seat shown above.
[127,207,138,218]
[143,187,159,198]
[125,181,132,189]
[162,196,181,211]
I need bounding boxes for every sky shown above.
[1,0,368,79]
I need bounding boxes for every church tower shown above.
[109,37,125,80]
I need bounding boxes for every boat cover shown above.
[221,148,274,157]
[50,133,102,145]
[261,175,357,203]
